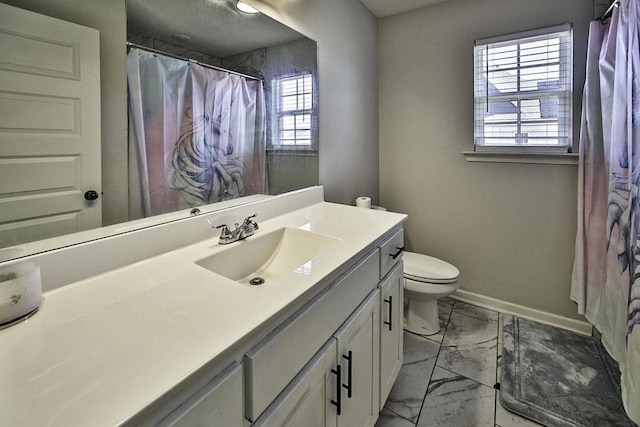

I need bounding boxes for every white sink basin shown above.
[196,227,341,285]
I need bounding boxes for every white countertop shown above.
[0,202,406,426]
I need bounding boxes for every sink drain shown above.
[249,277,265,286]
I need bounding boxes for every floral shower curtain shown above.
[571,0,639,422]
[127,48,266,218]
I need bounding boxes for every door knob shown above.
[84,190,99,201]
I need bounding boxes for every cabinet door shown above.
[157,363,243,427]
[333,290,380,427]
[379,262,404,409]
[253,339,338,427]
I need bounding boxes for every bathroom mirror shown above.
[0,0,318,261]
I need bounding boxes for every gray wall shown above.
[379,0,593,319]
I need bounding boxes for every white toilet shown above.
[403,251,460,335]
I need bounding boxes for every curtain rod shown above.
[126,42,262,81]
[598,0,619,20]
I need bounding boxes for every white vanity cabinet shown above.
[249,227,406,427]
[378,263,404,409]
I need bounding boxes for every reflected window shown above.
[473,24,573,152]
[295,260,313,276]
[273,73,313,147]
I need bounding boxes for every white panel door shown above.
[0,3,101,247]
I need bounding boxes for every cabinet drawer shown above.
[379,228,404,279]
[244,249,379,422]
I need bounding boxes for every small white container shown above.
[0,263,42,326]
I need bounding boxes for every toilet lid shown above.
[403,251,459,284]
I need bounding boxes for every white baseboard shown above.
[451,289,593,336]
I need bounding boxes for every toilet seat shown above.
[403,251,459,284]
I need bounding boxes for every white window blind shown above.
[274,73,313,147]
[473,24,573,152]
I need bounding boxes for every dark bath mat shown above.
[500,315,635,427]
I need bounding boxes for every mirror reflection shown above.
[0,0,318,260]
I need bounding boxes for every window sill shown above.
[266,148,318,156]
[462,151,578,165]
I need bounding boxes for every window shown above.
[473,24,573,153]
[273,73,313,148]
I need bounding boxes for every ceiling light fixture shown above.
[236,1,260,14]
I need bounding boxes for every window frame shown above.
[473,24,573,154]
[270,72,316,151]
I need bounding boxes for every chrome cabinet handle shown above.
[342,351,353,399]
[390,246,405,260]
[330,364,342,415]
[384,296,393,331]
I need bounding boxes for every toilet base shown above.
[404,297,440,335]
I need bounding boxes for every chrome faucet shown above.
[215,214,259,245]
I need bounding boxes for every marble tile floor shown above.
[375,298,560,427]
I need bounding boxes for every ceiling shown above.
[127,0,305,57]
[359,0,450,18]
[127,0,452,57]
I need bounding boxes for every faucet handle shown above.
[215,223,232,237]
[215,223,237,245]
[243,213,259,230]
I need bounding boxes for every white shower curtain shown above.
[571,0,640,422]
[127,48,266,218]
